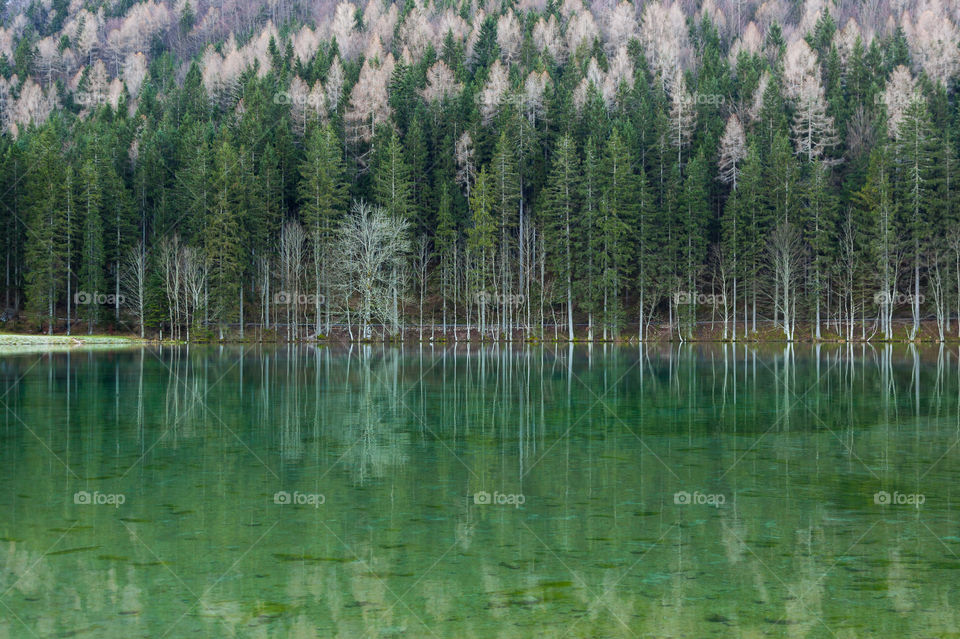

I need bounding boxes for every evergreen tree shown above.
[489,130,521,333]
[578,138,603,339]
[205,138,245,334]
[299,123,348,333]
[435,182,458,333]
[23,126,66,333]
[599,129,635,338]
[678,149,709,338]
[372,128,414,223]
[856,146,897,338]
[467,167,496,336]
[541,133,579,340]
[893,97,937,339]
[78,158,104,334]
[802,160,838,338]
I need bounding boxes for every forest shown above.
[0,0,958,341]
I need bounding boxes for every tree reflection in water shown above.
[0,344,958,637]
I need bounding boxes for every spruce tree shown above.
[78,158,104,334]
[541,133,580,340]
[599,130,635,338]
[299,123,348,333]
[372,128,414,224]
[23,126,66,333]
[206,138,245,335]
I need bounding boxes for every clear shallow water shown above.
[0,343,959,638]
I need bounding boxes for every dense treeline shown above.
[1,0,960,341]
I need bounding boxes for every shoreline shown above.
[1,332,958,346]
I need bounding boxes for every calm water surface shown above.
[1,344,959,638]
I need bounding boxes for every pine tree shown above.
[103,156,135,323]
[762,133,799,332]
[802,160,837,338]
[299,123,348,333]
[405,114,431,232]
[23,126,66,333]
[599,129,635,338]
[175,122,211,245]
[893,97,937,339]
[541,133,580,340]
[78,158,104,334]
[435,182,458,334]
[489,130,521,333]
[633,154,654,340]
[63,162,76,335]
[574,138,602,339]
[856,146,897,339]
[467,167,496,337]
[723,142,764,338]
[205,138,245,335]
[372,128,414,223]
[678,149,709,339]
[0,140,24,314]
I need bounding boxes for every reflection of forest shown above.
[0,344,958,637]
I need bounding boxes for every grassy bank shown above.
[0,333,141,356]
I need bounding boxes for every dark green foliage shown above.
[6,4,960,340]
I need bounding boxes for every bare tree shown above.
[337,201,411,340]
[256,254,273,334]
[883,65,919,140]
[120,241,147,338]
[791,75,839,162]
[565,9,599,55]
[603,1,637,53]
[668,72,696,168]
[767,220,804,341]
[902,7,960,87]
[413,235,430,340]
[278,220,307,341]
[345,54,394,164]
[157,235,181,340]
[928,246,948,342]
[639,1,689,87]
[479,60,509,125]
[123,52,148,100]
[181,245,207,342]
[496,10,522,63]
[718,114,746,189]
[533,15,565,63]
[837,210,859,341]
[421,61,461,104]
[710,244,732,340]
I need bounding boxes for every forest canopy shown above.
[0,0,959,341]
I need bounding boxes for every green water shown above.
[1,344,959,638]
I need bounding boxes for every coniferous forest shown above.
[1,0,959,342]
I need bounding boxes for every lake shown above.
[0,344,958,637]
